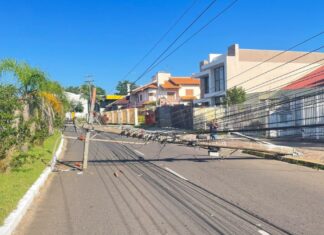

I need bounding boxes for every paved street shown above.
[15,128,324,235]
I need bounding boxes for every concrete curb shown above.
[0,135,64,235]
[243,150,324,170]
[281,157,324,170]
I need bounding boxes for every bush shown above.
[0,85,21,169]
[223,86,246,105]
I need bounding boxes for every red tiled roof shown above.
[161,81,179,89]
[170,77,200,85]
[132,82,157,93]
[283,66,324,90]
[113,97,129,105]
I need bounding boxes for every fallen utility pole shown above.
[83,86,96,170]
[83,125,301,157]
[198,140,298,156]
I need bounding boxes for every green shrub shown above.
[0,85,21,166]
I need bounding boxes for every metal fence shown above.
[192,90,324,140]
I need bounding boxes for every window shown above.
[203,76,209,94]
[185,89,193,96]
[214,66,225,92]
[139,94,142,101]
[148,92,154,96]
[167,92,175,101]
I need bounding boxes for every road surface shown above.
[14,128,324,234]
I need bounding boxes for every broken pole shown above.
[83,86,96,170]
[83,131,90,169]
[198,140,299,156]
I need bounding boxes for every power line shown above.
[159,61,324,130]
[121,0,198,81]
[139,30,324,107]
[132,29,323,107]
[227,31,324,82]
[133,0,221,84]
[133,0,239,84]
[229,45,324,89]
[106,0,238,102]
[158,60,324,124]
[192,47,324,118]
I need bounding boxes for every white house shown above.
[193,44,324,106]
[64,92,88,119]
[129,71,200,107]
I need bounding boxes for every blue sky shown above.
[0,0,323,93]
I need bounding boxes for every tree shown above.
[115,80,138,95]
[70,101,84,112]
[0,59,67,170]
[0,59,46,122]
[0,85,21,165]
[0,59,67,137]
[223,86,246,105]
[65,86,81,94]
[79,84,106,100]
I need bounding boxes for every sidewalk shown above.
[260,139,324,169]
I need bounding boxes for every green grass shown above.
[0,131,61,225]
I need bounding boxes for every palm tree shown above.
[0,59,67,136]
[0,59,46,122]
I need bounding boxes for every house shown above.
[105,96,129,111]
[129,81,158,107]
[193,44,324,106]
[101,94,124,108]
[266,65,324,139]
[283,65,324,90]
[64,92,88,119]
[129,72,200,107]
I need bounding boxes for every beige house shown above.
[129,71,200,107]
[193,44,324,106]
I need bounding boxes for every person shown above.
[209,120,218,140]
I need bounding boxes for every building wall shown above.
[131,71,200,107]
[194,44,324,106]
[158,88,180,105]
[64,92,88,118]
[129,88,157,107]
[226,47,324,93]
[178,85,201,98]
[153,72,171,84]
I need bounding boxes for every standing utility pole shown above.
[127,83,131,96]
[83,85,96,170]
[156,76,160,107]
[85,76,94,122]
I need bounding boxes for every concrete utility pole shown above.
[127,83,131,96]
[156,76,160,107]
[85,76,94,122]
[83,86,96,170]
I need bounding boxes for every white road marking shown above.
[90,133,99,139]
[258,229,270,235]
[165,167,188,181]
[134,149,145,156]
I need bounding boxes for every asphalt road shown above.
[14,128,324,235]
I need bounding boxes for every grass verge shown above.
[0,131,61,225]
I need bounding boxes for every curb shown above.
[281,157,324,170]
[243,150,324,170]
[0,135,64,235]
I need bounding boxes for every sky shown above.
[0,0,323,93]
